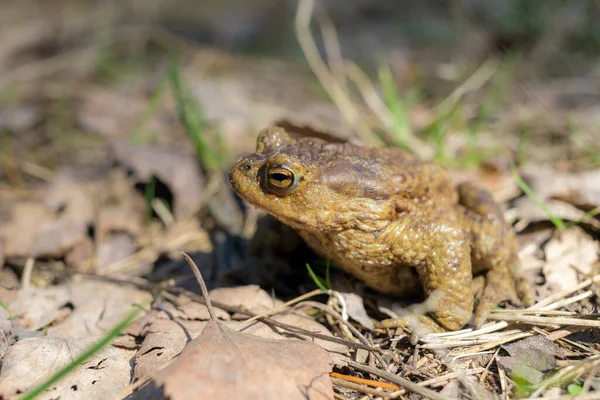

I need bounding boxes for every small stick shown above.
[347,361,456,400]
[233,288,324,330]
[179,251,216,320]
[331,372,399,390]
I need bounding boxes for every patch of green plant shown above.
[129,73,170,145]
[511,163,566,232]
[378,62,412,151]
[144,177,157,219]
[168,57,227,172]
[0,300,11,319]
[21,306,143,400]
[516,124,532,165]
[564,207,600,230]
[306,261,331,291]
[569,115,600,167]
[567,382,584,395]
[465,51,519,166]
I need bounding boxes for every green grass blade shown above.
[21,306,143,400]
[511,164,566,232]
[378,62,412,150]
[306,263,329,291]
[168,57,223,171]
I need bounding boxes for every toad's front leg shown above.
[377,216,474,331]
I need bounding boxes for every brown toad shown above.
[229,127,534,331]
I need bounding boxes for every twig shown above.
[486,314,600,328]
[179,251,216,320]
[331,371,399,390]
[529,274,600,310]
[233,288,324,330]
[331,377,393,398]
[347,361,456,400]
[299,300,388,369]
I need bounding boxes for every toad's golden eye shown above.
[266,165,296,190]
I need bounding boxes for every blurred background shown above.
[1,0,599,289]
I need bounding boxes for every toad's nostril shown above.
[240,162,252,171]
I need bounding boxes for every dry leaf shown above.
[209,285,283,315]
[112,143,205,218]
[96,233,136,268]
[7,281,151,337]
[8,286,71,331]
[157,298,230,321]
[498,335,563,386]
[340,292,374,330]
[0,337,134,400]
[153,318,333,400]
[47,281,152,339]
[520,165,600,208]
[0,307,14,357]
[133,317,209,382]
[0,202,56,259]
[543,227,599,291]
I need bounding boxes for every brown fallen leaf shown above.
[0,307,14,358]
[339,292,374,330]
[543,227,599,291]
[8,286,71,331]
[112,143,205,218]
[520,165,600,208]
[47,281,153,339]
[0,236,5,268]
[0,337,134,400]
[497,335,563,386]
[148,254,333,400]
[209,284,283,315]
[133,317,209,382]
[154,317,333,400]
[6,281,152,337]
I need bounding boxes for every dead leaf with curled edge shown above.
[153,317,333,400]
[145,255,334,400]
[543,227,599,292]
[0,337,134,400]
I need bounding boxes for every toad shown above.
[229,127,534,331]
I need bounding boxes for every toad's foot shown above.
[472,266,535,328]
[376,314,446,335]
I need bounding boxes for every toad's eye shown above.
[266,165,296,191]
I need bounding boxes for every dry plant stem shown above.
[152,198,174,226]
[166,287,380,353]
[529,355,600,398]
[486,314,600,328]
[347,361,455,400]
[435,57,500,115]
[233,288,324,330]
[581,363,599,393]
[529,394,600,400]
[299,300,388,369]
[316,11,349,96]
[331,372,399,390]
[179,251,216,319]
[295,0,379,145]
[479,348,501,384]
[331,377,393,398]
[21,257,34,290]
[539,290,594,310]
[529,273,600,310]
[417,367,485,388]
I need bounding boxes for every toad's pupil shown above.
[270,172,289,182]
